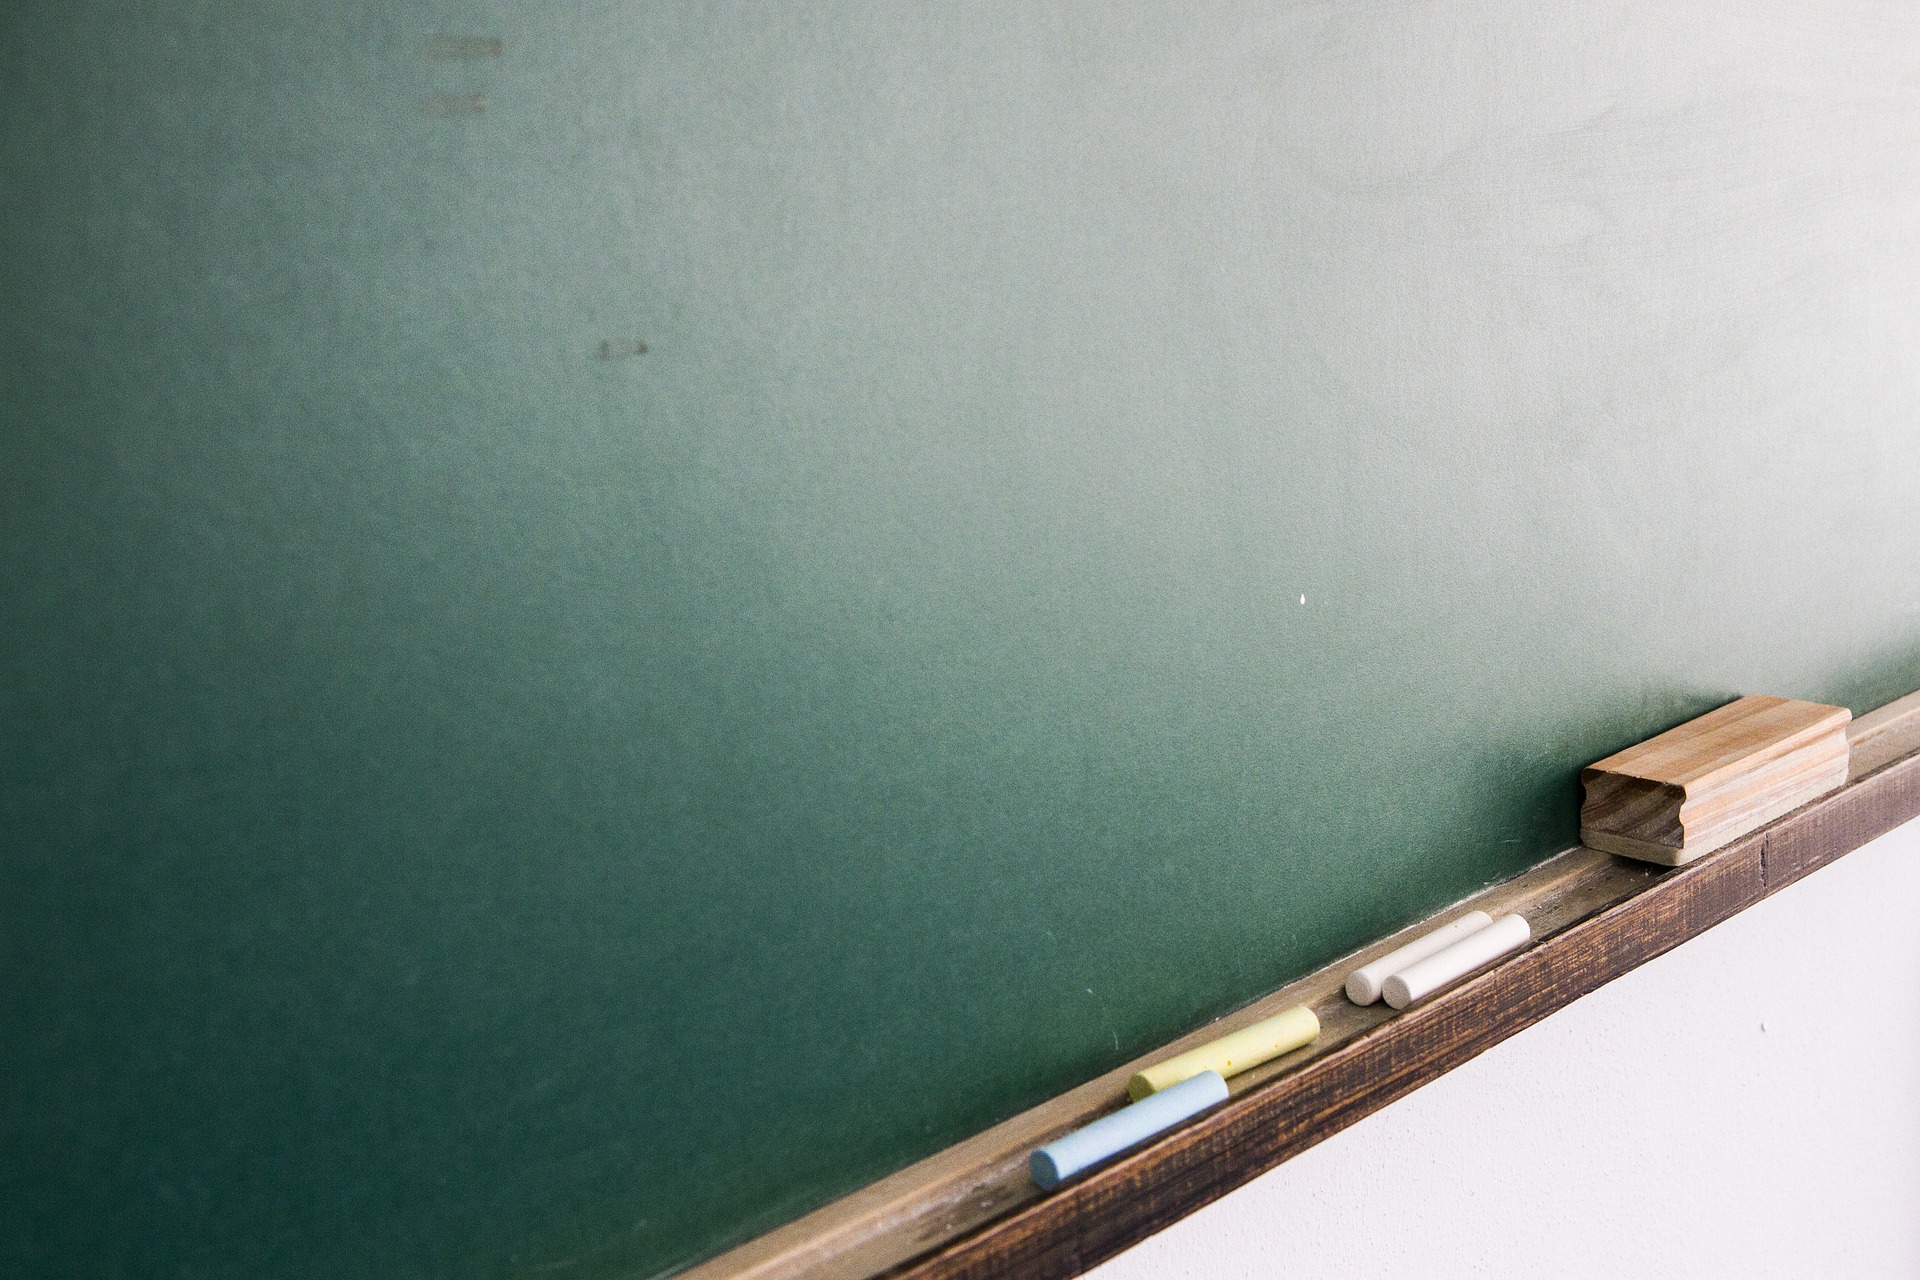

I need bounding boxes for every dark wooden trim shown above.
[1767,748,1920,892]
[886,749,1920,1280]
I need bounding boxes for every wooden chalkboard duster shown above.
[1580,695,1850,865]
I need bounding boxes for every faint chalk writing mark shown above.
[423,35,505,61]
[423,93,486,117]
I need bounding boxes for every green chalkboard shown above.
[6,4,1920,1277]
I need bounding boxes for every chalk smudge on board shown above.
[1084,987,1119,1053]
[423,93,486,117]
[423,35,505,61]
[596,340,649,359]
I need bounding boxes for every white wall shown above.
[1091,818,1920,1279]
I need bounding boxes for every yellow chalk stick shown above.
[1127,1005,1319,1102]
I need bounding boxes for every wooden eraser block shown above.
[1580,695,1851,865]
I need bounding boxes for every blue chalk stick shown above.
[1029,1069,1229,1190]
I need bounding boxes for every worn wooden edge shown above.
[1848,687,1920,780]
[1773,727,1920,891]
[1579,826,1697,865]
[686,710,1920,1280]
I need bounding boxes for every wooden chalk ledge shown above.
[690,690,1920,1280]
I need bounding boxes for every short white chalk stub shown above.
[1345,910,1494,1005]
[1381,913,1531,1010]
[1029,1070,1228,1190]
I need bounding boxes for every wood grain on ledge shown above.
[687,695,1920,1280]
[1848,688,1920,780]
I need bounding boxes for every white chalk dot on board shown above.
[1299,594,1306,605]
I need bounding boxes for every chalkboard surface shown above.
[6,4,1920,1277]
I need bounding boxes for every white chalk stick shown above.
[1029,1070,1228,1190]
[1345,910,1494,1005]
[1381,913,1530,1010]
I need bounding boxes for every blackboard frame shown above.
[689,693,1920,1280]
